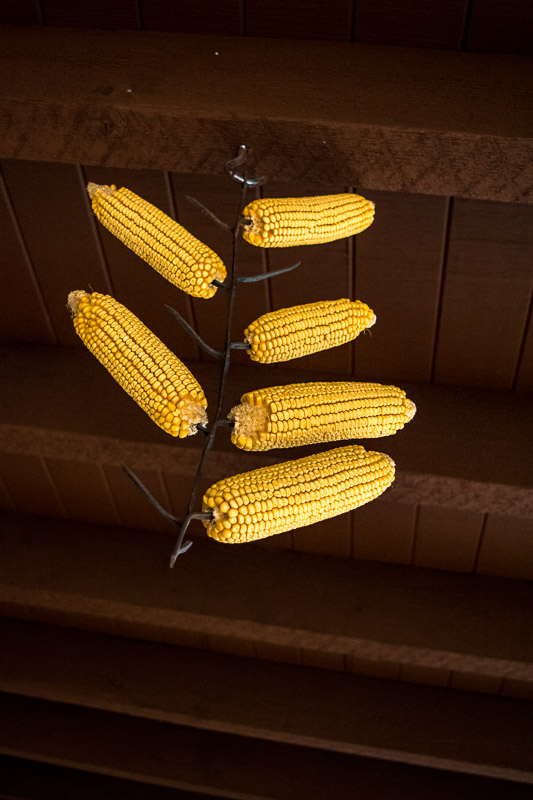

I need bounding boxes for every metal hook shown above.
[225,145,266,187]
[169,512,214,567]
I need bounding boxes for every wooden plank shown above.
[0,755,218,800]
[45,458,120,526]
[413,505,485,572]
[104,464,171,532]
[351,498,417,564]
[433,199,533,389]
[354,190,447,383]
[0,163,55,343]
[1,343,532,526]
[465,0,533,55]
[514,301,533,391]
[141,0,243,35]
[476,515,533,581]
[1,513,532,690]
[2,694,532,799]
[0,1,42,25]
[0,160,113,346]
[0,454,64,517]
[1,27,532,203]
[1,619,533,783]
[41,0,140,28]
[83,164,200,361]
[354,0,468,49]
[246,0,353,41]
[292,515,352,558]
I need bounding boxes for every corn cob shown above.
[241,193,375,247]
[244,298,375,364]
[202,445,395,543]
[229,382,416,451]
[67,290,207,437]
[87,183,227,298]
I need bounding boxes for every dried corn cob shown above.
[67,290,207,437]
[202,445,395,543]
[241,193,375,247]
[244,299,375,364]
[229,382,416,451]
[87,183,227,298]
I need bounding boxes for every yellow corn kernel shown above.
[229,382,416,451]
[244,299,375,364]
[67,290,207,437]
[241,193,375,247]
[87,183,226,299]
[202,445,395,543]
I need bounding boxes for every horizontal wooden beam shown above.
[1,343,532,519]
[0,26,532,201]
[1,513,532,694]
[0,618,532,784]
[0,692,532,798]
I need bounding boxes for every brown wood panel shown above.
[292,515,352,558]
[254,641,301,665]
[246,0,353,41]
[0,160,113,346]
[0,454,64,517]
[2,28,532,203]
[347,655,402,680]
[141,0,243,34]
[354,0,469,49]
[0,476,15,511]
[300,649,345,671]
[354,190,448,383]
[104,464,171,532]
[351,498,417,564]
[514,303,533,391]
[413,505,485,572]
[45,458,121,526]
[263,182,353,374]
[450,672,503,694]
[0,0,43,25]
[501,679,533,700]
[170,173,237,363]
[466,0,533,54]
[433,199,533,389]
[0,163,55,343]
[476,514,533,580]
[83,165,200,362]
[41,0,140,28]
[399,664,451,688]
[207,633,255,658]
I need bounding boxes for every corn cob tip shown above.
[67,289,90,317]
[87,182,117,200]
[407,399,417,420]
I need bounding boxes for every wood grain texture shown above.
[354,0,468,49]
[476,514,533,580]
[0,0,43,25]
[0,454,65,518]
[351,498,417,564]
[433,199,533,389]
[1,27,532,202]
[1,617,532,782]
[1,513,532,692]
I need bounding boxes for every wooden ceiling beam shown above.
[0,26,532,202]
[2,343,532,519]
[0,691,532,797]
[1,512,532,693]
[0,617,532,784]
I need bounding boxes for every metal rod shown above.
[121,464,182,525]
[165,304,223,359]
[225,144,266,186]
[185,195,231,231]
[169,512,213,568]
[238,260,302,283]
